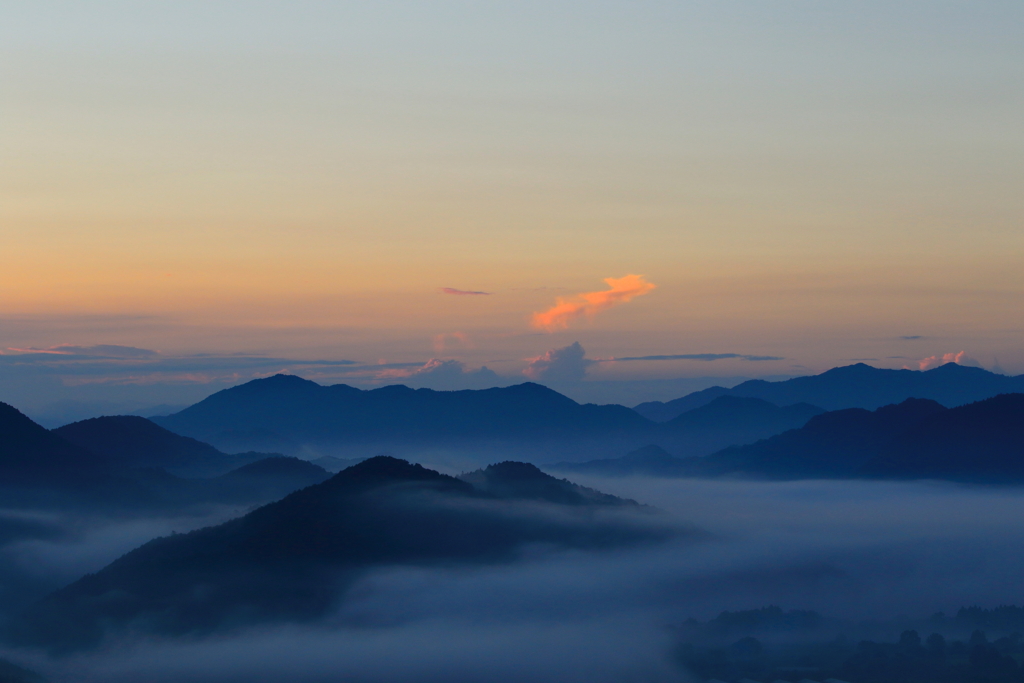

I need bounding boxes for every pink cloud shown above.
[531,275,656,331]
[915,350,979,371]
[440,288,490,296]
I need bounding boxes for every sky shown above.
[1,1,1023,419]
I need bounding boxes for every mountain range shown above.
[149,375,825,461]
[0,402,327,511]
[11,456,671,651]
[634,362,1024,421]
[576,393,1024,483]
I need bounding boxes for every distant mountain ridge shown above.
[683,393,1024,482]
[154,376,648,456]
[635,362,1024,421]
[151,375,824,461]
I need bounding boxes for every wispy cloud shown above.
[608,353,784,362]
[899,335,924,341]
[440,288,491,296]
[5,344,160,358]
[531,275,656,331]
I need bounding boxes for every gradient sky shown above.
[2,1,1023,417]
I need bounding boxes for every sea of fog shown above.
[6,476,1024,682]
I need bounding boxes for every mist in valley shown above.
[4,474,1024,682]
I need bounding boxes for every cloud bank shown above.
[523,342,593,383]
[531,275,656,331]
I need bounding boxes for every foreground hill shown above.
[686,393,1024,482]
[55,415,269,477]
[635,362,1024,421]
[12,457,673,651]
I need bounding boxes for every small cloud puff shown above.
[523,342,593,383]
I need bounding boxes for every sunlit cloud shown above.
[440,288,491,296]
[531,275,656,331]
[915,350,980,371]
[523,342,593,383]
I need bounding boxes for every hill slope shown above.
[55,415,267,477]
[0,402,112,493]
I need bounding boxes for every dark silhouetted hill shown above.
[547,444,690,477]
[13,456,674,650]
[682,394,1024,482]
[635,362,1024,420]
[54,416,267,477]
[861,393,1024,482]
[207,456,330,500]
[0,402,112,493]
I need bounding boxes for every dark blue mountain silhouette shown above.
[154,377,646,452]
[635,362,1024,421]
[683,393,1024,482]
[55,415,268,477]
[459,461,641,506]
[11,456,672,650]
[151,375,823,460]
[0,403,327,511]
[0,402,112,492]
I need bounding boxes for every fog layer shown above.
[8,477,1024,682]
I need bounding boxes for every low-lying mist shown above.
[7,476,1024,682]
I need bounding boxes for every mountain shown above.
[12,456,672,651]
[547,444,690,477]
[634,362,1024,420]
[150,375,823,462]
[153,375,649,456]
[205,456,330,500]
[682,394,1024,482]
[663,396,823,455]
[634,386,732,422]
[310,455,366,473]
[861,393,1024,482]
[0,402,112,493]
[54,416,268,477]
